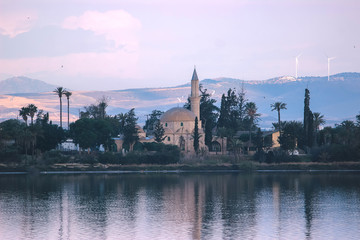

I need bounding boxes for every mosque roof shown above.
[191,68,198,81]
[135,125,145,133]
[160,107,196,122]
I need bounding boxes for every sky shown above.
[0,0,359,91]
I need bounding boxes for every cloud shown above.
[62,10,141,50]
[0,9,142,90]
[0,26,113,58]
[0,11,38,38]
[0,50,139,89]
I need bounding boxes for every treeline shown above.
[0,84,359,165]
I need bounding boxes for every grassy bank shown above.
[1,154,360,173]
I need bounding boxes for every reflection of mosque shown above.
[4,174,359,239]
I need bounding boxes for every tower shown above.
[190,67,201,127]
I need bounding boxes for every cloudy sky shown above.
[0,0,359,90]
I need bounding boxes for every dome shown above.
[160,107,196,122]
[135,125,145,133]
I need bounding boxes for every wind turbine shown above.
[327,57,336,81]
[295,53,302,79]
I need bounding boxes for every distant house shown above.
[262,130,280,149]
[58,139,79,151]
[114,125,155,152]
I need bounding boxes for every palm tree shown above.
[64,91,72,129]
[313,112,325,146]
[27,104,38,125]
[245,102,260,149]
[19,107,29,126]
[271,102,287,137]
[53,87,66,128]
[313,112,325,131]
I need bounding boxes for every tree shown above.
[183,84,219,148]
[70,118,99,153]
[237,83,248,130]
[154,121,166,143]
[0,119,26,150]
[198,86,218,147]
[80,96,109,119]
[356,113,360,127]
[53,87,66,128]
[303,88,314,148]
[335,120,356,146]
[144,110,164,134]
[217,94,227,128]
[313,112,325,131]
[19,107,29,126]
[271,102,287,137]
[193,117,200,154]
[97,96,109,119]
[27,104,38,125]
[35,115,65,152]
[217,88,239,130]
[245,102,261,147]
[313,112,325,146]
[278,121,304,151]
[64,91,72,129]
[119,109,139,151]
[93,119,113,151]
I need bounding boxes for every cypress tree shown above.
[217,94,228,128]
[193,117,200,154]
[303,88,314,148]
[154,121,166,143]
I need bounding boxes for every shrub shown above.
[312,144,360,162]
[98,152,122,164]
[0,146,21,163]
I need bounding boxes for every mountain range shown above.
[0,72,359,129]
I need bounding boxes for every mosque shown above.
[114,68,210,154]
[159,68,205,153]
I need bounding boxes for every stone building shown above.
[160,68,205,153]
[114,68,206,153]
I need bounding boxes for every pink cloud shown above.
[0,11,38,37]
[62,10,141,50]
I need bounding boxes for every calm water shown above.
[0,172,359,240]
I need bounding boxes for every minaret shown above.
[190,67,201,127]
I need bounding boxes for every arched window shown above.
[179,136,185,151]
[210,141,221,152]
[167,137,170,141]
[180,122,183,126]
[165,123,168,127]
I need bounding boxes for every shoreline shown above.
[1,161,360,174]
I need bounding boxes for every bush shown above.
[118,143,181,165]
[254,150,266,163]
[312,144,360,162]
[264,150,300,163]
[0,146,21,163]
[98,152,122,164]
[41,150,71,164]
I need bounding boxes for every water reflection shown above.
[0,172,360,239]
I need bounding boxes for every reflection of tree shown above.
[303,176,315,240]
[3,173,360,239]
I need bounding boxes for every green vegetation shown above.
[184,85,219,148]
[143,110,163,135]
[1,83,360,172]
[154,120,166,143]
[271,101,287,138]
[193,117,200,154]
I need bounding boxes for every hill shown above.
[0,72,359,128]
[0,76,57,94]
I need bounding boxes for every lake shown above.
[0,171,359,240]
